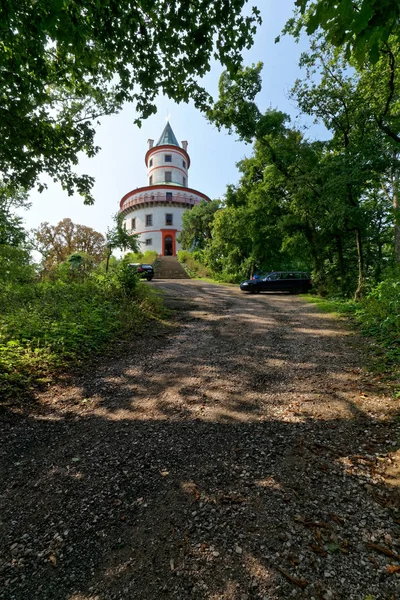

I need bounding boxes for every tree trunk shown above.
[393,173,400,263]
[375,241,383,281]
[105,245,112,273]
[354,228,364,301]
[336,235,345,294]
[385,151,400,263]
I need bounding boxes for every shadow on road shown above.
[1,283,399,599]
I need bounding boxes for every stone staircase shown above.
[153,256,191,280]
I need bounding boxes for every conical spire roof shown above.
[155,122,180,147]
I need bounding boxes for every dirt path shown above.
[1,280,399,600]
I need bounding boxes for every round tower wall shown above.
[125,205,186,233]
[147,147,188,187]
[123,204,188,256]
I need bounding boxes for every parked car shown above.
[251,271,271,280]
[129,263,154,281]
[240,271,312,294]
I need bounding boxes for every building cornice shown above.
[119,184,211,209]
[134,228,179,235]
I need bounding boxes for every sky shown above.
[20,1,320,237]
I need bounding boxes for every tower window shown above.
[165,171,172,182]
[165,155,172,162]
[131,218,136,230]
[183,176,186,186]
[149,175,153,185]
[145,214,153,226]
[149,159,153,167]
[165,213,173,226]
[182,160,186,168]
[145,238,152,246]
[166,192,173,201]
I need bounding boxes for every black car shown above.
[240,271,312,294]
[129,263,154,281]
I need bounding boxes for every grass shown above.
[0,277,165,403]
[301,292,400,388]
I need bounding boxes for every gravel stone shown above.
[1,280,399,600]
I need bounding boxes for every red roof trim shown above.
[134,229,179,235]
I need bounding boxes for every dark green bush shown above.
[355,271,400,363]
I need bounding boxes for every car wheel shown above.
[250,287,260,294]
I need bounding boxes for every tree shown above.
[35,218,106,270]
[208,44,400,296]
[291,40,400,289]
[0,183,30,247]
[0,183,34,284]
[179,200,221,251]
[0,1,260,202]
[105,214,139,272]
[285,0,400,64]
[209,66,342,288]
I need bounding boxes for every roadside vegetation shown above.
[177,250,214,279]
[303,269,400,373]
[0,204,163,403]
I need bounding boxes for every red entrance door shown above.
[162,230,176,256]
[164,236,173,256]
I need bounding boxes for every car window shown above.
[266,273,279,281]
[141,264,152,269]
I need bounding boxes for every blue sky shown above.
[21,1,321,237]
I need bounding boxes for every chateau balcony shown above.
[119,184,209,215]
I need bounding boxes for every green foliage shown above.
[116,256,140,297]
[0,269,163,401]
[51,252,98,283]
[0,1,260,201]
[206,33,400,295]
[177,250,213,279]
[355,270,400,362]
[207,63,264,142]
[0,185,161,401]
[105,214,139,272]
[286,0,400,65]
[178,200,221,251]
[124,250,158,264]
[305,269,400,367]
[0,183,30,246]
[0,245,36,285]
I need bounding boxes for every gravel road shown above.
[1,280,399,600]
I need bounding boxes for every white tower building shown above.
[119,122,210,256]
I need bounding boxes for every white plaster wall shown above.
[147,148,188,187]
[125,205,185,233]
[124,204,188,255]
[137,231,162,254]
[136,232,183,255]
